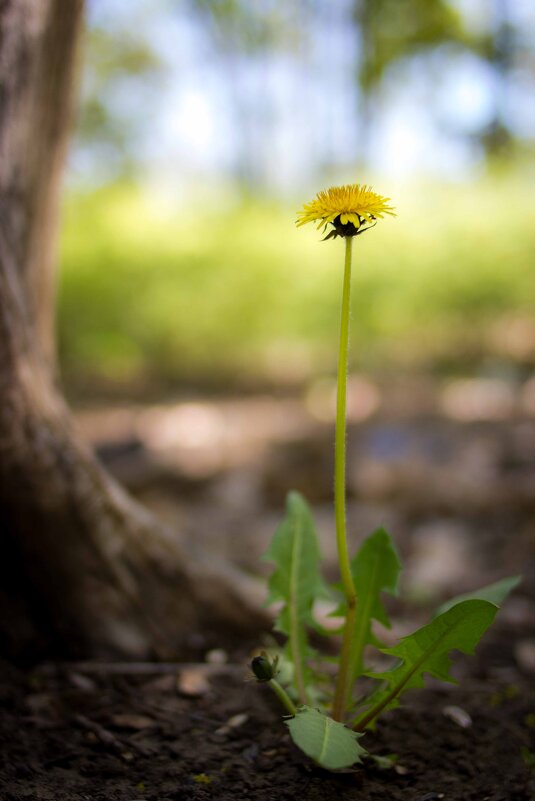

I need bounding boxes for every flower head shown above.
[296,183,395,240]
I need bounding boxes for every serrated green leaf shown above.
[263,492,327,703]
[434,575,521,617]
[354,599,498,730]
[332,528,401,681]
[286,706,366,770]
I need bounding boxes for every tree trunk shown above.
[0,1,266,661]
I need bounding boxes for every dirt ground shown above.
[0,641,533,801]
[1,380,534,799]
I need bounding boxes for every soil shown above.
[1,626,534,801]
[2,387,535,799]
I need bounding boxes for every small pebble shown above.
[206,648,228,664]
[111,714,156,730]
[68,672,97,692]
[215,713,249,736]
[227,713,248,728]
[515,639,535,672]
[443,705,472,728]
[177,667,210,697]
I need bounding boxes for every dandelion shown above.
[297,181,395,719]
[253,185,507,770]
[296,183,395,240]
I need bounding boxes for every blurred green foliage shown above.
[78,2,532,185]
[355,0,467,92]
[76,8,164,178]
[58,175,535,396]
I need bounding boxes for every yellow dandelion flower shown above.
[296,183,395,240]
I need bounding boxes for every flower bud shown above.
[251,653,276,682]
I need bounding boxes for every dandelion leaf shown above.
[355,599,498,730]
[350,528,401,675]
[263,492,327,700]
[286,706,366,771]
[332,528,401,679]
[434,575,520,617]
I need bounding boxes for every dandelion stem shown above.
[268,679,298,716]
[332,235,358,722]
[334,236,357,602]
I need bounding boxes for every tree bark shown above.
[0,1,266,660]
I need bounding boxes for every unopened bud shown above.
[251,654,275,682]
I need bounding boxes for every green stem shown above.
[332,236,358,722]
[268,678,298,716]
[334,236,356,602]
[332,598,357,721]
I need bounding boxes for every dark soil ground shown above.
[0,639,533,801]
[2,384,535,799]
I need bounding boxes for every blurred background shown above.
[61,0,535,399]
[61,0,534,624]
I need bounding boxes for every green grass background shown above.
[58,174,535,396]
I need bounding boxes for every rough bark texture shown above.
[0,1,266,661]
